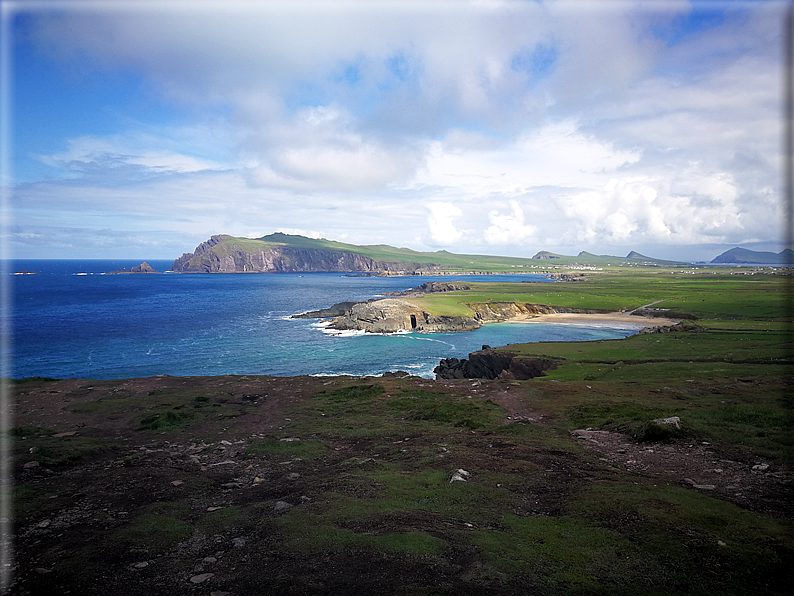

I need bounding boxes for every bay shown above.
[6,260,641,380]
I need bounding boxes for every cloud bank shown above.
[6,0,786,260]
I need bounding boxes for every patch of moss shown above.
[137,410,193,431]
[112,513,192,554]
[631,420,684,442]
[390,389,503,430]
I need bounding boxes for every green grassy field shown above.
[410,270,788,319]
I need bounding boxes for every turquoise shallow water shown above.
[7,260,641,379]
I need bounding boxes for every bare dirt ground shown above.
[8,374,793,595]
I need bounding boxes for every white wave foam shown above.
[409,336,455,347]
[321,328,367,337]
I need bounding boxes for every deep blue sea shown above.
[6,260,642,380]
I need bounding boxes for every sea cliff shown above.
[172,235,427,274]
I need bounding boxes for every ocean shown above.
[6,260,642,380]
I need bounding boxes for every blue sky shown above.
[2,0,787,261]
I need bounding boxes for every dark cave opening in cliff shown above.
[410,314,417,329]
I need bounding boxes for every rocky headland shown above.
[294,283,612,334]
[172,235,430,274]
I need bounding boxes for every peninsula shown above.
[293,280,681,335]
[171,233,691,274]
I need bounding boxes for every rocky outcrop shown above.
[638,321,703,334]
[108,262,156,274]
[325,299,481,333]
[172,235,427,274]
[434,349,559,380]
[385,281,472,297]
[292,302,362,319]
[467,302,558,322]
[298,295,607,334]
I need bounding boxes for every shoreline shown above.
[508,311,681,329]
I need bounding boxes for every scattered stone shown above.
[571,430,611,440]
[171,480,183,486]
[253,477,265,484]
[450,469,471,483]
[220,440,232,446]
[37,520,51,528]
[300,495,311,504]
[211,592,231,596]
[381,371,410,378]
[207,507,223,512]
[221,482,241,489]
[34,568,52,574]
[23,461,39,469]
[682,478,697,486]
[133,562,148,569]
[274,500,293,512]
[693,484,716,490]
[279,437,300,442]
[652,416,681,429]
[232,537,246,548]
[717,540,727,547]
[287,473,300,480]
[203,557,217,564]
[190,573,214,584]
[752,464,770,472]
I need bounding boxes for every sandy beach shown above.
[509,311,681,328]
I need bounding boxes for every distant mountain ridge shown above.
[710,247,793,264]
[171,233,689,273]
[531,250,686,266]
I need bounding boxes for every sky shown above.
[1,0,788,262]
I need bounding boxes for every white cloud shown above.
[484,200,536,245]
[11,1,788,259]
[426,202,463,245]
[38,132,232,177]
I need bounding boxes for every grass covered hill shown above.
[170,232,693,273]
[711,247,794,265]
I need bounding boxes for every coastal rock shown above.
[384,281,472,297]
[326,298,481,333]
[108,262,156,274]
[434,349,558,380]
[291,301,361,319]
[317,297,591,334]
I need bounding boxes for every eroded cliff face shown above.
[316,299,593,334]
[171,235,425,273]
[325,299,481,333]
[467,302,559,322]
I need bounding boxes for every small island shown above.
[107,262,157,274]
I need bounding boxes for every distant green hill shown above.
[711,247,793,264]
[530,249,688,267]
[171,233,689,273]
